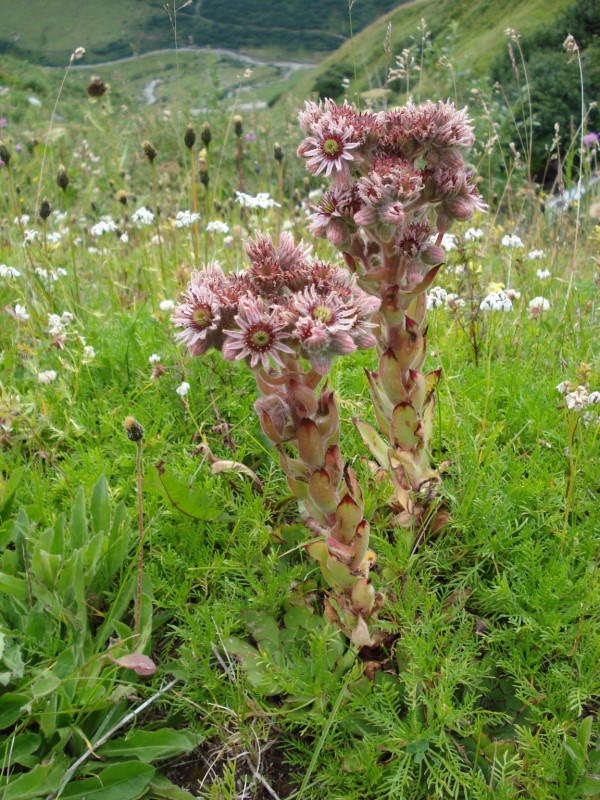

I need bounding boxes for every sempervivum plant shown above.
[297,99,484,535]
[173,233,383,646]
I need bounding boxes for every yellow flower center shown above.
[313,305,333,323]
[323,138,341,157]
[193,306,213,328]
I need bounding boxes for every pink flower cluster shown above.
[297,98,484,284]
[172,232,380,375]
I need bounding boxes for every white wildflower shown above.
[465,227,484,241]
[565,386,589,411]
[440,233,456,251]
[588,391,600,405]
[174,210,200,228]
[0,265,20,278]
[176,381,190,397]
[83,346,96,361]
[445,293,465,310]
[426,286,448,310]
[46,232,62,244]
[132,206,155,227]
[14,303,29,321]
[23,229,39,245]
[14,215,30,226]
[38,370,57,384]
[48,314,65,335]
[528,249,546,260]
[480,290,513,312]
[528,296,550,318]
[501,234,524,249]
[90,218,117,236]
[556,381,572,395]
[120,232,129,243]
[536,269,551,279]
[35,268,48,279]
[206,220,230,234]
[235,191,280,209]
[223,235,234,249]
[149,353,161,364]
[28,96,42,107]
[505,288,521,301]
[71,46,86,61]
[159,299,175,311]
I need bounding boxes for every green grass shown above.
[0,45,599,799]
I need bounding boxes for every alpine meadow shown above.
[0,0,599,798]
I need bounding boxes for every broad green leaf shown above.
[0,732,41,766]
[61,761,155,800]
[145,463,221,521]
[0,574,29,602]
[0,466,26,523]
[0,692,29,730]
[578,716,594,753]
[242,610,280,654]
[98,728,203,763]
[1,755,67,800]
[148,773,198,799]
[31,672,61,700]
[69,486,88,548]
[221,636,280,694]
[90,475,111,535]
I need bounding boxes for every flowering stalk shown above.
[173,233,383,645]
[297,99,484,534]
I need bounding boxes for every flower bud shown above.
[142,140,157,163]
[87,76,107,97]
[0,140,10,165]
[422,244,445,266]
[57,164,70,191]
[123,416,144,442]
[444,195,473,220]
[233,115,243,138]
[273,142,284,162]
[326,218,350,248]
[200,121,212,147]
[184,123,196,150]
[198,157,209,187]
[39,197,52,220]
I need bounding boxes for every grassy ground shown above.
[0,47,599,800]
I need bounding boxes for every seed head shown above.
[233,115,243,138]
[184,123,196,150]
[57,164,70,190]
[200,121,212,147]
[123,416,144,442]
[39,197,52,220]
[0,140,10,165]
[115,189,128,206]
[198,157,209,187]
[87,76,107,98]
[273,142,284,163]
[142,140,157,163]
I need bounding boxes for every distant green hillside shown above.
[293,0,574,101]
[0,0,406,66]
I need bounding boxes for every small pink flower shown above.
[299,121,360,179]
[223,297,294,370]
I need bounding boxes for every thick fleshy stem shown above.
[253,356,383,647]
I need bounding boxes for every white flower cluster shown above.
[14,215,30,225]
[159,299,175,311]
[14,303,29,321]
[235,192,280,209]
[149,353,161,364]
[0,265,20,278]
[536,269,551,280]
[90,218,118,236]
[46,232,63,244]
[132,207,155,227]
[206,220,230,234]
[557,382,600,411]
[426,286,448,309]
[174,210,200,228]
[440,233,457,251]
[38,370,57,384]
[176,381,190,397]
[465,227,483,241]
[445,293,465,310]
[48,311,74,336]
[501,234,524,249]
[480,290,513,312]
[528,296,550,318]
[528,249,546,260]
[35,267,67,283]
[23,229,39,246]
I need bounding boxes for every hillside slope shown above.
[0,0,407,66]
[291,0,573,101]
